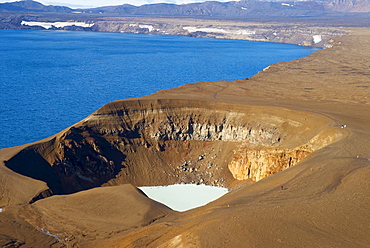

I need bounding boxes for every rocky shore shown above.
[92,17,347,47]
[11,15,348,47]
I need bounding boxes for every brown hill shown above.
[1,0,370,17]
[0,27,369,247]
[325,0,370,12]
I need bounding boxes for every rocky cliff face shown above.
[228,127,341,181]
[93,19,346,48]
[5,99,344,196]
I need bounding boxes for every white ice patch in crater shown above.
[139,184,228,212]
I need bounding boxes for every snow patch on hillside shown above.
[21,21,94,29]
[183,26,255,35]
[313,35,322,44]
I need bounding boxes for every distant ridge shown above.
[0,0,73,13]
[1,0,370,16]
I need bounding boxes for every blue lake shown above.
[0,29,319,148]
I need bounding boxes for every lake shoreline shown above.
[2,14,350,48]
[91,17,348,48]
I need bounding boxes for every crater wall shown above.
[5,99,343,197]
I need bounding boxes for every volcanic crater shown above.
[5,99,343,200]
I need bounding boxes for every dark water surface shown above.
[0,29,318,148]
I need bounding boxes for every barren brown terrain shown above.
[0,26,369,247]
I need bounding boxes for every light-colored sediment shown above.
[0,28,369,247]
